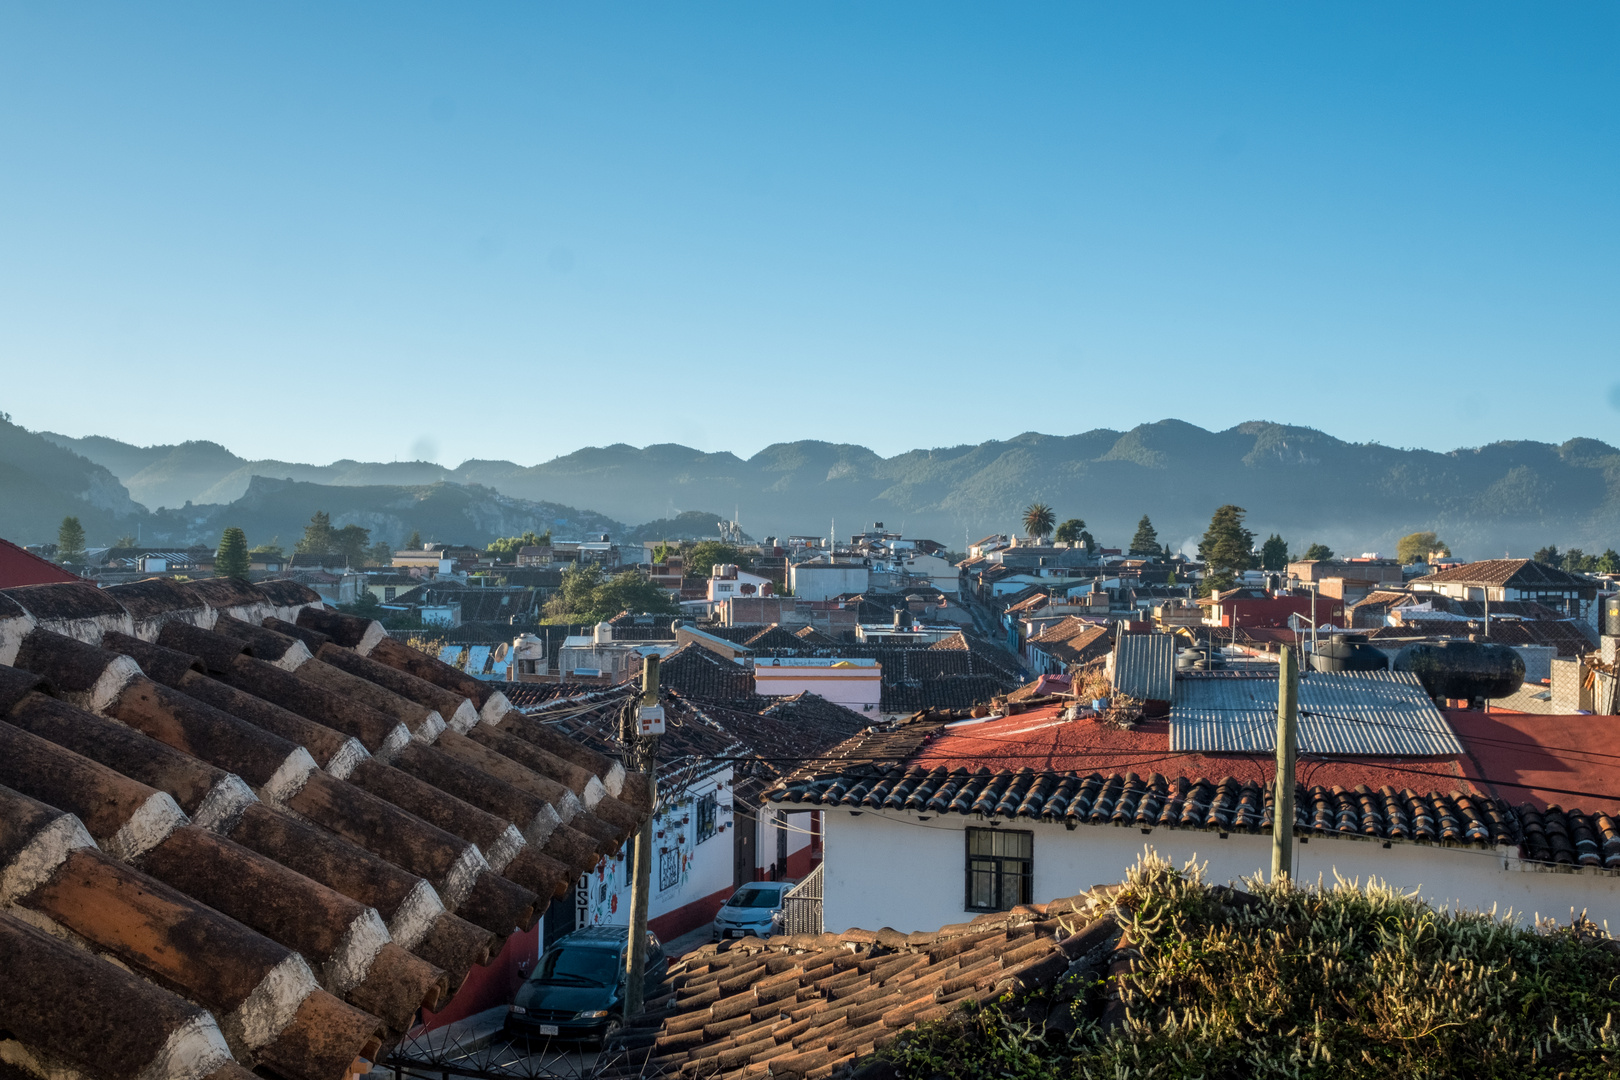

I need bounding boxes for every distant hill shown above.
[0,415,144,542]
[21,419,1620,558]
[139,476,626,553]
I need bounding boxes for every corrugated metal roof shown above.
[1170,670,1461,756]
[1112,633,1175,702]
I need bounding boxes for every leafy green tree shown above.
[295,511,335,556]
[487,530,552,559]
[250,538,283,558]
[1533,545,1562,568]
[1128,516,1161,557]
[332,524,371,566]
[365,541,395,566]
[1258,534,1289,571]
[1197,505,1254,595]
[544,563,676,622]
[113,534,137,548]
[546,562,604,619]
[1396,531,1451,565]
[1301,542,1335,562]
[337,590,384,618]
[1022,503,1056,542]
[1564,548,1592,573]
[56,517,86,564]
[684,541,743,577]
[405,530,423,550]
[215,527,251,581]
[1597,549,1620,574]
[652,542,673,564]
[1055,518,1087,545]
[594,571,678,617]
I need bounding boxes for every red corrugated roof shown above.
[0,537,82,588]
[907,705,1466,793]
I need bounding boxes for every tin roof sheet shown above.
[1112,633,1175,702]
[1170,670,1461,756]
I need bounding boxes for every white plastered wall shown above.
[812,806,1620,935]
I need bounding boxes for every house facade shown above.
[766,703,1620,935]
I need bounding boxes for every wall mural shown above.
[580,787,726,927]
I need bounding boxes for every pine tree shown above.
[1197,505,1254,595]
[56,516,86,564]
[215,527,251,581]
[1302,542,1335,562]
[406,530,423,550]
[296,511,335,556]
[1259,534,1289,571]
[1129,516,1161,557]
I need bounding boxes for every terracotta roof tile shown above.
[601,898,1117,1079]
[0,589,650,1079]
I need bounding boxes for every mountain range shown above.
[5,413,1617,559]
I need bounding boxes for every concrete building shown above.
[788,561,870,602]
[753,656,882,713]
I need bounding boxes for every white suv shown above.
[711,881,793,941]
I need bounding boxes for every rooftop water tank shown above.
[1308,634,1389,673]
[1394,640,1524,700]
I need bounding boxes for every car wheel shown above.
[598,1018,623,1050]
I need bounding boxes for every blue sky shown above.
[2,4,1616,465]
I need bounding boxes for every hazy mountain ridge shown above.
[20,418,1620,558]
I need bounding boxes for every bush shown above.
[882,854,1620,1079]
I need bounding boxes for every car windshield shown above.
[531,946,621,986]
[727,887,781,908]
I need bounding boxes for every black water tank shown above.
[1394,641,1525,700]
[1309,634,1389,673]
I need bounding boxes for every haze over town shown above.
[3,7,1620,1080]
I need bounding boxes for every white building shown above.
[707,564,774,605]
[789,561,871,602]
[766,703,1620,935]
[753,657,882,713]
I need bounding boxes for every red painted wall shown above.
[649,884,732,941]
[1217,595,1345,629]
[418,922,540,1031]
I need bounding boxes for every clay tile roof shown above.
[1420,559,1591,589]
[2,581,127,622]
[659,643,757,703]
[101,577,207,621]
[178,577,270,610]
[600,897,1118,1079]
[0,595,654,1079]
[255,579,324,607]
[743,624,811,651]
[763,707,1539,853]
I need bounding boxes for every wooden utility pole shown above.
[623,656,661,1019]
[1271,646,1300,883]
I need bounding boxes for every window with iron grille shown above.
[697,791,719,844]
[965,827,1032,912]
[659,846,680,892]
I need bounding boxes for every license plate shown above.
[538,1025,558,1036]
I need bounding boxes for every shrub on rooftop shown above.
[879,853,1620,1080]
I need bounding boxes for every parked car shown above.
[712,880,794,941]
[504,926,667,1047]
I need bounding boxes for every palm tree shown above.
[1022,502,1055,542]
